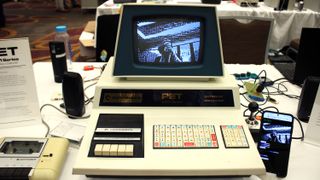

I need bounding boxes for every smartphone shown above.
[258,111,294,178]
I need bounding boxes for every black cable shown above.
[264,81,300,99]
[84,82,97,91]
[272,77,287,83]
[83,82,97,104]
[241,103,248,108]
[85,97,94,105]
[278,81,300,99]
[243,108,250,117]
[101,63,107,73]
[84,75,100,83]
[241,93,252,103]
[238,84,244,88]
[244,70,266,96]
[240,91,247,95]
[254,106,279,118]
[40,103,91,137]
[260,106,279,113]
[240,79,245,85]
[41,104,91,119]
[292,116,304,140]
[263,83,288,95]
[257,86,270,106]
[254,70,267,85]
[39,109,50,137]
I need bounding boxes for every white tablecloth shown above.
[96,1,320,50]
[218,2,320,50]
[1,62,320,179]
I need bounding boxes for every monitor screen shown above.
[134,17,203,66]
[113,4,224,78]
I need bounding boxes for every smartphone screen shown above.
[258,111,294,177]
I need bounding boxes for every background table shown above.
[0,62,320,179]
[96,1,320,50]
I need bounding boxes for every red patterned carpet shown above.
[1,0,94,63]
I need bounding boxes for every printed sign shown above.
[0,38,41,128]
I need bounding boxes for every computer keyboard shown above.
[221,125,249,148]
[153,124,218,149]
[153,124,250,149]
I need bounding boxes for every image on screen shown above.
[259,122,292,150]
[134,17,203,65]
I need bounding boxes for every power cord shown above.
[85,97,94,105]
[277,81,300,99]
[83,82,97,104]
[256,106,280,115]
[82,64,105,104]
[252,70,267,87]
[40,103,91,137]
[40,112,50,137]
[264,81,300,99]
[257,86,270,106]
[84,75,100,83]
[292,116,304,140]
[272,77,287,83]
[241,102,249,108]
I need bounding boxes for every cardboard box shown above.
[79,21,96,61]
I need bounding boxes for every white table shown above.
[96,1,320,50]
[0,62,320,180]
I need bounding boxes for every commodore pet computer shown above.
[73,4,265,177]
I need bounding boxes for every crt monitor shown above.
[113,4,224,78]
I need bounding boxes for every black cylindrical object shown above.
[49,41,67,83]
[62,72,85,118]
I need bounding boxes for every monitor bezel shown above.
[113,4,224,78]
